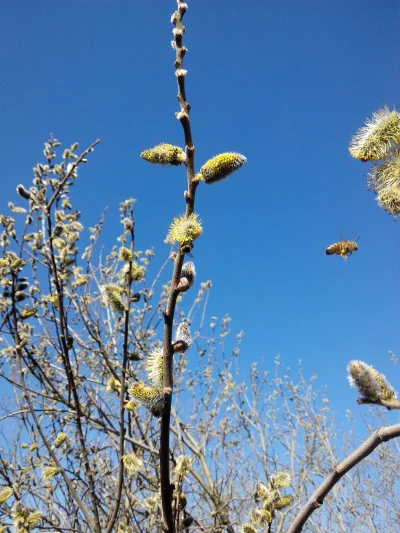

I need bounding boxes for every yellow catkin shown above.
[239,524,258,533]
[369,367,396,401]
[0,487,13,503]
[199,153,247,184]
[102,285,125,313]
[122,453,143,474]
[255,483,270,500]
[119,247,133,261]
[250,509,270,525]
[275,494,294,509]
[53,432,68,448]
[106,377,121,394]
[42,466,61,480]
[140,143,185,166]
[124,400,140,411]
[20,308,37,319]
[129,383,167,417]
[27,511,42,525]
[167,213,202,245]
[347,360,381,401]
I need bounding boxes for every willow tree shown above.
[1,3,400,533]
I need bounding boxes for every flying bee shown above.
[325,240,358,260]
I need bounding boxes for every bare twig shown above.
[47,138,100,211]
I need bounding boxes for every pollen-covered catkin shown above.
[53,432,67,448]
[0,487,13,503]
[367,153,400,217]
[377,184,400,217]
[167,213,202,245]
[347,360,381,400]
[198,153,247,184]
[122,452,143,474]
[119,246,133,261]
[367,153,400,193]
[129,383,169,417]
[101,284,125,313]
[347,360,396,401]
[349,106,400,162]
[140,143,185,166]
[145,349,164,389]
[239,525,258,533]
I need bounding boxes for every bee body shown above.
[326,240,358,260]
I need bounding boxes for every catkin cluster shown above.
[349,106,400,216]
[240,472,294,533]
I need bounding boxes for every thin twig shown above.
[10,297,94,528]
[45,208,102,533]
[105,208,135,533]
[47,138,100,211]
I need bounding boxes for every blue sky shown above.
[0,0,399,421]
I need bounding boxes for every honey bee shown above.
[325,240,358,260]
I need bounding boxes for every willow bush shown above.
[0,2,399,533]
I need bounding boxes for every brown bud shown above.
[176,277,190,293]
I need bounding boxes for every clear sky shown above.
[0,1,399,422]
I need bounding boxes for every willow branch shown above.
[105,212,135,533]
[45,172,101,533]
[286,423,400,533]
[10,301,94,528]
[160,2,197,532]
[47,138,100,211]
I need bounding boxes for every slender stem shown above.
[160,3,197,532]
[45,172,101,532]
[160,251,184,533]
[286,423,400,533]
[47,139,100,211]
[105,213,135,533]
[9,291,94,528]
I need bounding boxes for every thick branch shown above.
[286,423,400,533]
